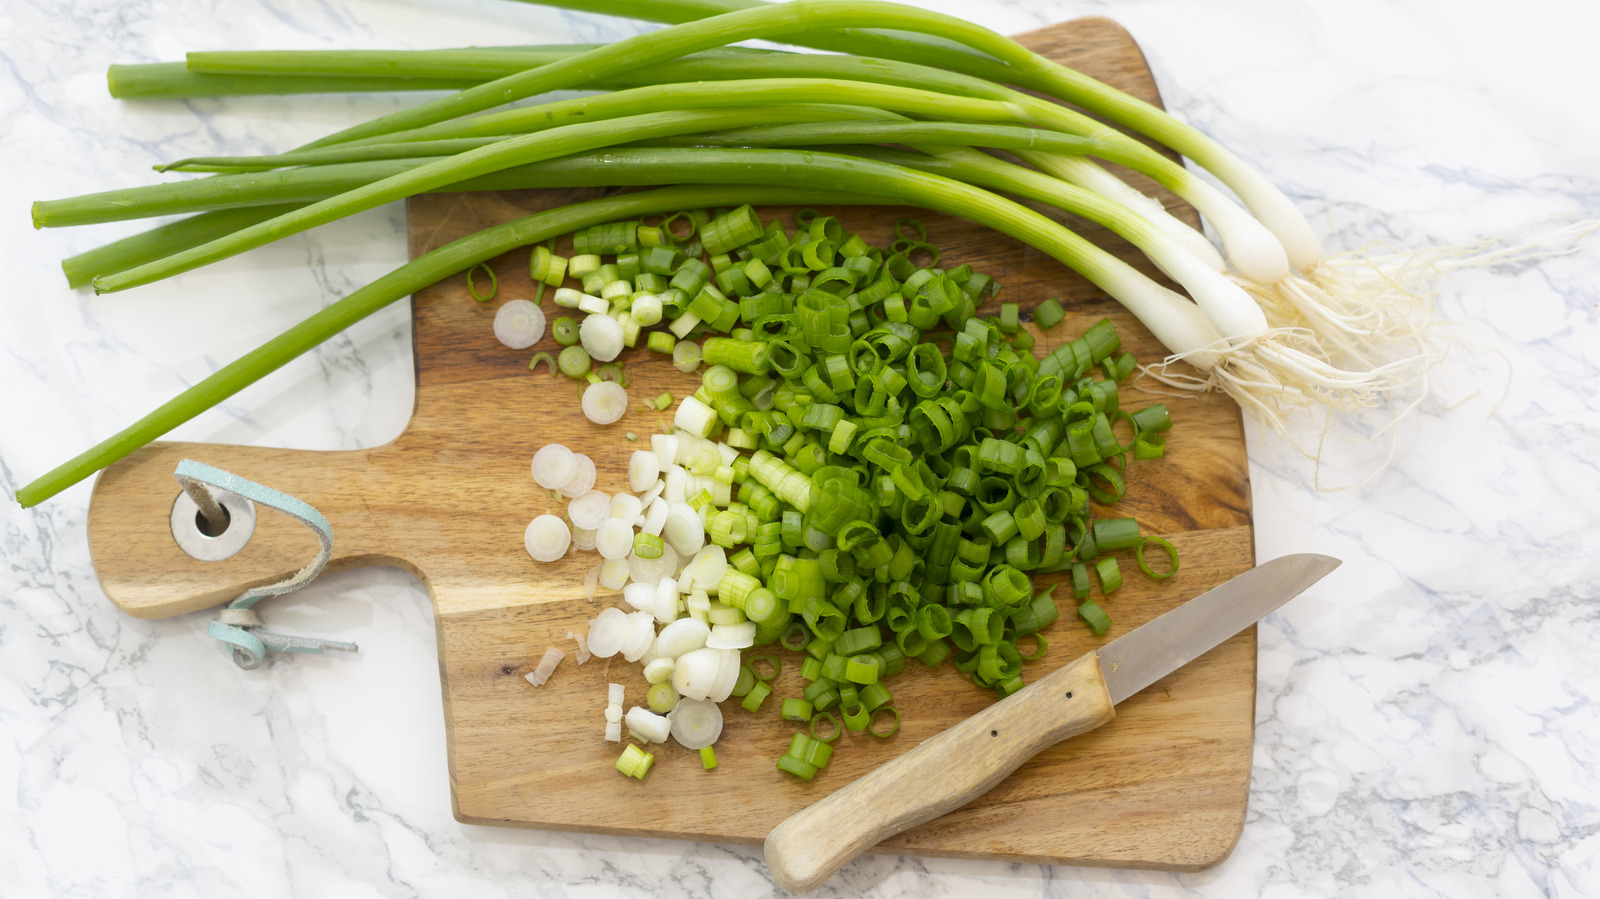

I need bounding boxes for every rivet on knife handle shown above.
[762,651,1116,893]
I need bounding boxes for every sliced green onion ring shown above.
[1136,535,1180,579]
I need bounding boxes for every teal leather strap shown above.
[174,459,358,669]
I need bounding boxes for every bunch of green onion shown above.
[17,0,1429,508]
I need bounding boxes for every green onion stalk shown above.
[162,48,1282,286]
[12,185,892,508]
[52,73,1278,289]
[104,0,1446,382]
[492,0,1438,384]
[83,106,895,292]
[475,0,1317,270]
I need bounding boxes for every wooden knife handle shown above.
[763,651,1116,893]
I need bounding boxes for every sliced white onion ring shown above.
[620,611,656,663]
[531,444,576,489]
[595,518,635,560]
[585,608,629,658]
[663,502,705,557]
[622,582,657,614]
[559,453,597,497]
[610,492,644,524]
[641,497,670,537]
[629,450,661,493]
[668,697,724,750]
[672,647,723,701]
[653,578,680,625]
[524,515,571,563]
[688,546,727,590]
[579,312,625,362]
[642,657,676,684]
[624,706,671,744]
[707,648,742,703]
[707,622,757,651]
[573,527,598,552]
[568,490,611,531]
[627,544,679,585]
[598,557,630,591]
[650,434,680,467]
[656,618,710,660]
[494,299,545,349]
[582,381,628,426]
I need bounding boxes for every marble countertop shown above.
[3,0,1597,895]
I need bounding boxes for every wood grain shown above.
[85,17,1256,871]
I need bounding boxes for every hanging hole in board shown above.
[194,505,232,537]
[171,488,257,561]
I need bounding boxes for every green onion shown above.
[781,698,814,722]
[18,186,892,507]
[527,352,555,376]
[741,680,772,713]
[700,746,718,770]
[867,706,901,738]
[809,711,841,744]
[467,263,497,302]
[558,345,592,378]
[1095,556,1123,594]
[1137,536,1180,579]
[775,754,818,781]
[1078,599,1112,636]
[1034,297,1065,330]
[647,682,680,713]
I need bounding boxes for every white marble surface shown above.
[3,0,1598,895]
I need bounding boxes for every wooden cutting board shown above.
[85,17,1254,872]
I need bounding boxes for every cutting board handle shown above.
[762,651,1117,892]
[88,440,411,619]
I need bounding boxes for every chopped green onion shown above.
[741,680,771,713]
[527,352,555,376]
[700,746,718,770]
[840,702,869,732]
[775,754,818,781]
[467,262,497,302]
[552,316,579,346]
[867,706,901,739]
[781,697,814,722]
[1033,297,1066,330]
[1095,556,1123,594]
[1137,536,1180,579]
[1078,599,1112,636]
[558,345,591,378]
[748,652,780,682]
[810,711,841,744]
[1091,517,1141,552]
[1071,561,1092,600]
[731,664,756,698]
[633,532,665,560]
[647,682,679,713]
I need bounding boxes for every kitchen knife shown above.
[763,552,1341,892]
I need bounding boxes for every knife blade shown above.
[763,553,1341,893]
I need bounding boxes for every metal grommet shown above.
[170,488,257,561]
